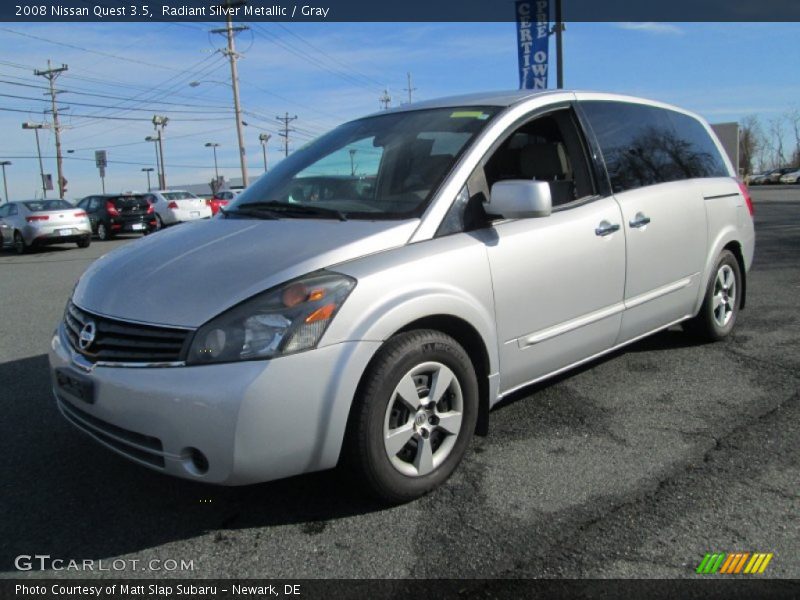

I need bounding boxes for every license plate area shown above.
[190,211,200,218]
[55,368,95,404]
[58,228,74,236]
[131,223,144,231]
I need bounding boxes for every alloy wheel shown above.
[382,361,464,477]
[712,264,736,327]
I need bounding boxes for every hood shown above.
[74,218,418,328]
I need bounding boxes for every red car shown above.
[206,190,240,215]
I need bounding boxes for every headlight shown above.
[186,272,355,365]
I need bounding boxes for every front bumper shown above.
[49,323,380,485]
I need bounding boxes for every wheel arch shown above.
[342,313,495,450]
[723,240,747,309]
[695,230,748,314]
[394,315,492,436]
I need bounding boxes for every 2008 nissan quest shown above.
[49,91,755,502]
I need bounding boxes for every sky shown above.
[0,20,798,201]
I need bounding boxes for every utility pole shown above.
[205,142,220,181]
[403,72,416,104]
[211,5,249,187]
[22,122,48,198]
[34,60,68,197]
[276,113,297,157]
[141,167,154,192]
[379,89,392,110]
[151,115,168,189]
[258,133,271,171]
[555,0,564,89]
[0,161,10,203]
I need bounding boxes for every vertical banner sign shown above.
[516,0,550,89]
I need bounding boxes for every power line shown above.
[0,92,235,114]
[0,77,235,110]
[0,106,231,121]
[0,27,207,73]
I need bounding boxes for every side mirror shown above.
[488,180,552,219]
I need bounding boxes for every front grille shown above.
[57,396,166,468]
[64,300,191,364]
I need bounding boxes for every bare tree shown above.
[786,107,800,168]
[739,115,763,175]
[768,116,787,168]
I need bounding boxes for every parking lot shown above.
[1,186,798,579]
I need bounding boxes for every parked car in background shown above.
[763,167,796,184]
[145,190,212,228]
[207,189,241,216]
[0,199,91,254]
[779,169,800,184]
[745,171,769,185]
[50,90,755,503]
[76,194,155,241]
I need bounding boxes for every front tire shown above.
[345,330,478,504]
[685,249,741,341]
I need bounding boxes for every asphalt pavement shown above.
[0,186,797,579]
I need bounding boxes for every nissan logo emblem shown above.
[78,321,97,350]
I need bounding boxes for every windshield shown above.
[24,200,73,212]
[229,107,499,220]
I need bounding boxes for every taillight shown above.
[74,211,87,218]
[26,215,49,222]
[736,179,754,217]
[146,204,154,214]
[167,201,179,209]
[106,200,119,217]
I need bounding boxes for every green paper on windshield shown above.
[450,111,490,120]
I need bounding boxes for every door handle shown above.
[629,213,651,228]
[595,221,620,237]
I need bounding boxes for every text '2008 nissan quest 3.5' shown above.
[50,91,755,502]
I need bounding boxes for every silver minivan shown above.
[49,91,755,502]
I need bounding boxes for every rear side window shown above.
[665,111,729,179]
[581,101,728,193]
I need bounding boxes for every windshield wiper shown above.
[238,200,348,221]
[220,206,280,220]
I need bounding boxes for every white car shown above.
[779,169,800,184]
[145,190,212,229]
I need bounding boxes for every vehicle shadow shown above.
[493,326,704,410]
[0,354,384,570]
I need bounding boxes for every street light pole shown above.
[141,167,154,191]
[145,135,162,189]
[0,161,10,203]
[22,122,48,198]
[258,133,271,172]
[205,142,220,181]
[151,116,168,189]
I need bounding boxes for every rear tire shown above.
[154,214,164,230]
[685,250,741,342]
[344,330,478,504]
[96,222,112,241]
[76,236,91,249]
[13,231,27,255]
